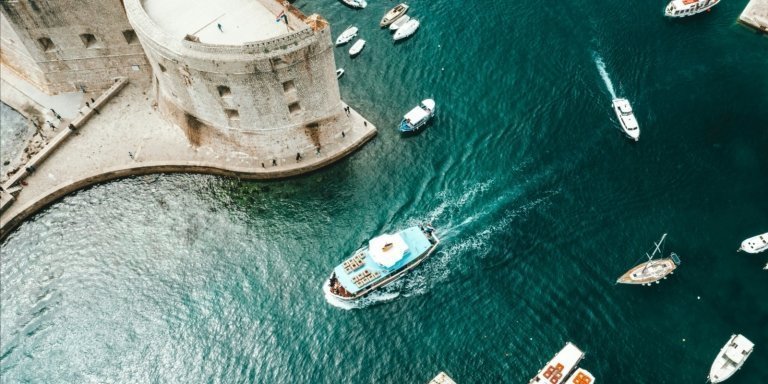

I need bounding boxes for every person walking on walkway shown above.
[217,23,223,32]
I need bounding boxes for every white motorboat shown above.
[336,68,344,79]
[349,39,366,57]
[335,26,358,46]
[380,3,409,27]
[738,232,768,253]
[393,19,420,41]
[529,342,584,384]
[611,98,640,141]
[708,334,754,383]
[339,0,367,9]
[399,99,435,133]
[665,0,720,17]
[389,15,411,31]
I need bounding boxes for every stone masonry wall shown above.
[0,0,149,94]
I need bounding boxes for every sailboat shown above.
[617,233,681,286]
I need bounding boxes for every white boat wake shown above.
[593,52,617,99]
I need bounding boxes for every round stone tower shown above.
[124,0,352,151]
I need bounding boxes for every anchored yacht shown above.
[665,0,720,17]
[737,232,768,253]
[380,3,409,27]
[708,334,754,383]
[611,98,640,141]
[325,225,439,301]
[617,233,681,286]
[529,342,584,384]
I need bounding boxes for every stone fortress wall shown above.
[0,0,149,94]
[124,0,350,152]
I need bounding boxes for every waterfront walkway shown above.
[0,75,376,240]
[740,0,768,32]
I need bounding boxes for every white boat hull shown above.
[335,27,358,46]
[394,19,420,41]
[738,232,768,253]
[349,39,366,57]
[665,0,720,17]
[612,98,640,141]
[708,334,754,383]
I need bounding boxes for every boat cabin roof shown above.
[531,343,584,384]
[404,106,429,123]
[333,227,432,294]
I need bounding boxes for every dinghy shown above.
[349,39,366,57]
[339,0,367,9]
[393,19,420,41]
[335,26,358,46]
[336,68,345,79]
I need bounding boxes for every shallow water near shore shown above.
[2,0,768,382]
[0,103,34,177]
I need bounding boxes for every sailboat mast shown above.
[642,233,667,272]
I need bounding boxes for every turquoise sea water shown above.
[2,0,768,382]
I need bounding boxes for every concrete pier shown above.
[0,73,376,240]
[428,372,457,384]
[739,0,768,33]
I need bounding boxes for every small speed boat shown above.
[665,0,720,17]
[349,39,366,57]
[380,3,409,27]
[335,26,358,46]
[325,225,439,301]
[389,15,411,31]
[612,98,640,141]
[393,19,420,41]
[737,232,768,253]
[336,68,345,79]
[399,99,435,133]
[565,368,595,384]
[339,0,367,9]
[708,334,754,383]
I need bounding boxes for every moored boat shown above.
[389,15,411,31]
[737,232,768,253]
[611,98,640,141]
[529,342,584,384]
[708,334,754,383]
[380,3,409,27]
[399,99,435,133]
[325,225,439,301]
[335,26,358,46]
[336,68,345,78]
[394,19,420,41]
[617,233,681,286]
[349,39,366,57]
[339,0,367,9]
[565,368,595,384]
[665,0,720,17]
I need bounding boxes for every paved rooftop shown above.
[142,0,289,44]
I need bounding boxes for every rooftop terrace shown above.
[142,0,293,45]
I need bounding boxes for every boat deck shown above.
[617,258,677,284]
[530,343,584,384]
[332,227,433,295]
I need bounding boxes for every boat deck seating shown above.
[352,269,381,287]
[343,252,366,273]
[571,372,592,384]
[543,363,565,384]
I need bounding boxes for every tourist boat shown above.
[349,39,366,57]
[339,0,367,9]
[665,0,720,18]
[335,26,358,46]
[708,334,754,383]
[529,342,584,384]
[380,3,409,27]
[399,99,435,133]
[611,98,640,141]
[394,19,420,41]
[737,232,768,253]
[617,233,681,286]
[336,68,345,79]
[389,15,411,31]
[565,368,595,384]
[325,225,439,301]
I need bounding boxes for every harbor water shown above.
[2,0,768,382]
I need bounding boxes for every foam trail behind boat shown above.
[593,52,617,99]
